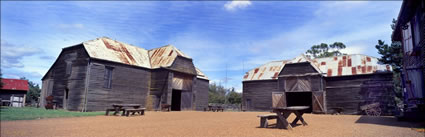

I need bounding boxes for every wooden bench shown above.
[105,108,126,116]
[161,104,171,112]
[257,114,278,128]
[215,106,224,112]
[125,108,146,116]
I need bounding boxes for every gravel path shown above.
[1,111,423,137]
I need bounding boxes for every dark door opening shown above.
[171,90,182,111]
[63,88,69,109]
[286,92,312,113]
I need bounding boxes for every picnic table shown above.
[205,105,224,112]
[108,104,142,116]
[272,106,309,130]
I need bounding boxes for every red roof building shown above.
[1,78,29,91]
[1,78,29,107]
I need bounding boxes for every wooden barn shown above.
[40,37,209,111]
[0,78,29,107]
[242,54,395,115]
[392,0,425,119]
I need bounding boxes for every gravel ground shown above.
[1,111,423,137]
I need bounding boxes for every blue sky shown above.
[1,1,402,92]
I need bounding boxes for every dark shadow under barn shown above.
[286,92,312,113]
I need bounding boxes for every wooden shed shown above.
[40,37,209,111]
[243,54,395,115]
[0,78,29,107]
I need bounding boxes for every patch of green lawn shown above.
[0,107,104,121]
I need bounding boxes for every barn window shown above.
[66,62,72,75]
[104,66,113,89]
[402,22,413,54]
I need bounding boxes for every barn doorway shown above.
[171,89,182,111]
[63,88,69,110]
[286,92,312,113]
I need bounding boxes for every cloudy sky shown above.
[1,1,402,92]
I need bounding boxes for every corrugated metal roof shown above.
[80,37,207,80]
[148,45,191,69]
[1,79,29,91]
[83,37,151,68]
[243,54,392,81]
[243,60,287,81]
[195,67,209,80]
[315,54,391,77]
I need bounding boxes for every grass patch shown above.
[0,107,104,121]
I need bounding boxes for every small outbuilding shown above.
[242,54,395,115]
[40,37,209,111]
[0,78,29,107]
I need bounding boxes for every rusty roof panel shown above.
[83,37,151,68]
[148,45,191,69]
[80,37,208,80]
[243,54,392,81]
[243,60,288,81]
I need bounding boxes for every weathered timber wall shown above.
[85,59,150,111]
[149,68,170,109]
[42,45,89,111]
[193,78,209,110]
[242,80,280,111]
[325,73,395,115]
[170,56,197,75]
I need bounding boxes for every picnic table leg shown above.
[293,111,308,126]
[260,117,268,128]
[276,111,293,130]
[113,107,119,115]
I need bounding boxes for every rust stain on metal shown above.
[334,56,338,61]
[254,68,259,74]
[321,62,326,65]
[243,74,249,79]
[361,66,366,73]
[352,67,357,75]
[101,39,136,65]
[168,50,173,56]
[272,72,279,79]
[366,57,371,62]
[258,73,264,79]
[327,69,332,76]
[338,67,342,76]
[367,66,372,72]
[120,43,136,64]
[348,58,352,67]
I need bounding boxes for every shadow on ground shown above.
[355,115,425,128]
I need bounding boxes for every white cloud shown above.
[224,0,252,11]
[1,40,42,68]
[340,45,367,55]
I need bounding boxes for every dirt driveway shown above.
[1,111,423,137]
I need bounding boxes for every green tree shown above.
[375,40,403,72]
[306,42,347,58]
[227,88,242,104]
[375,19,403,105]
[20,77,41,104]
[208,82,226,104]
